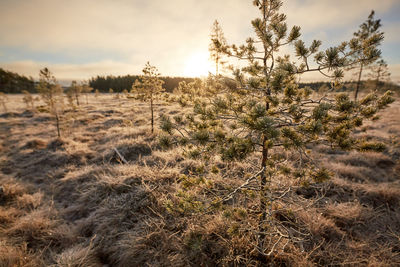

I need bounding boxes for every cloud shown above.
[0,0,255,76]
[383,23,400,44]
[0,0,399,81]
[1,1,398,51]
[0,60,137,85]
[0,0,251,54]
[283,0,398,31]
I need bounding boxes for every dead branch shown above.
[113,147,129,164]
[222,167,265,203]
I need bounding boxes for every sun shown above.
[183,52,213,77]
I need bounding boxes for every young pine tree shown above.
[209,20,227,76]
[160,0,394,257]
[367,59,390,91]
[22,90,35,110]
[0,92,8,113]
[81,83,93,104]
[36,68,64,138]
[173,78,205,107]
[349,10,384,100]
[66,80,82,106]
[132,62,165,133]
[122,89,129,98]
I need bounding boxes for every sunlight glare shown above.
[183,52,213,77]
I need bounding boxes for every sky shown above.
[0,0,399,85]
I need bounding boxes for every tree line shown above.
[0,68,35,93]
[0,69,197,94]
[2,67,398,95]
[88,75,196,93]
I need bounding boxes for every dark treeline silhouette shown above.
[89,75,196,93]
[0,68,35,93]
[1,67,398,95]
[90,74,400,95]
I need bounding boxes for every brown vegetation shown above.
[0,94,399,266]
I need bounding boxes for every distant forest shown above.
[1,67,399,94]
[88,75,196,93]
[0,68,35,93]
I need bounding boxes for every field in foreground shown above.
[0,94,399,266]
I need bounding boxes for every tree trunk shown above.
[354,63,363,101]
[257,0,271,254]
[258,137,269,251]
[55,112,61,138]
[375,67,381,91]
[256,0,274,255]
[75,94,80,106]
[1,102,6,113]
[150,96,154,133]
[216,57,219,76]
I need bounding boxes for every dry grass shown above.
[51,240,101,267]
[0,241,43,267]
[0,94,399,266]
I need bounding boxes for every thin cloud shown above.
[284,0,397,31]
[0,60,137,84]
[0,0,399,80]
[384,23,400,44]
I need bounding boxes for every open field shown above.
[1,94,400,266]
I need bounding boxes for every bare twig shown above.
[113,147,129,164]
[221,167,265,203]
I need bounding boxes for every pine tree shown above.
[66,80,82,106]
[0,92,8,112]
[160,0,394,256]
[367,59,390,91]
[22,90,35,110]
[209,20,227,76]
[81,83,93,104]
[131,62,165,133]
[36,68,64,138]
[349,10,384,100]
[122,89,129,98]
